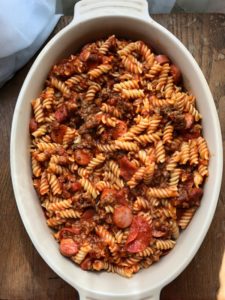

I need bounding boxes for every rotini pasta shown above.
[122,89,144,99]
[79,178,99,199]
[100,103,122,118]
[50,77,71,98]
[42,87,55,110]
[127,167,145,188]
[46,199,72,211]
[99,35,116,55]
[155,239,176,250]
[86,153,106,172]
[47,173,62,195]
[88,64,112,79]
[144,162,155,184]
[133,196,152,212]
[155,140,166,163]
[122,55,143,74]
[163,123,174,144]
[56,209,81,219]
[147,187,178,198]
[31,98,44,123]
[113,80,139,92]
[85,83,101,102]
[178,207,197,229]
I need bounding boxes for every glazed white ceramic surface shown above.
[10,0,223,299]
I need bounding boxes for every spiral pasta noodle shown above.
[147,187,178,198]
[84,83,101,102]
[86,154,106,172]
[99,35,115,55]
[122,55,143,74]
[88,64,112,79]
[50,77,71,98]
[42,87,55,110]
[31,98,44,123]
[100,103,122,118]
[113,80,139,92]
[79,178,99,199]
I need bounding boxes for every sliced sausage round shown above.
[155,55,170,65]
[59,238,79,257]
[170,64,182,83]
[113,205,133,228]
[126,216,152,253]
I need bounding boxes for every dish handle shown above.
[72,0,153,25]
[78,289,161,300]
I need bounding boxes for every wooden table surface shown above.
[0,14,225,300]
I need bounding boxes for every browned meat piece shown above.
[55,105,68,123]
[51,55,85,77]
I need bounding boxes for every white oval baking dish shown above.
[10,0,223,299]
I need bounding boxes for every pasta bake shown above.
[29,35,209,278]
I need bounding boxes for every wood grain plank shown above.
[0,14,224,300]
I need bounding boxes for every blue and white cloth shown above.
[0,0,61,87]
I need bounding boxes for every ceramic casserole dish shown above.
[10,0,223,299]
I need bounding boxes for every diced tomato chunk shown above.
[71,182,82,192]
[107,98,118,106]
[74,149,91,166]
[51,125,67,144]
[100,188,117,203]
[119,157,137,181]
[188,187,203,203]
[29,118,38,133]
[55,105,68,123]
[182,130,201,141]
[115,188,129,206]
[111,121,127,139]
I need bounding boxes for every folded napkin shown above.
[0,0,61,87]
[149,0,176,13]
